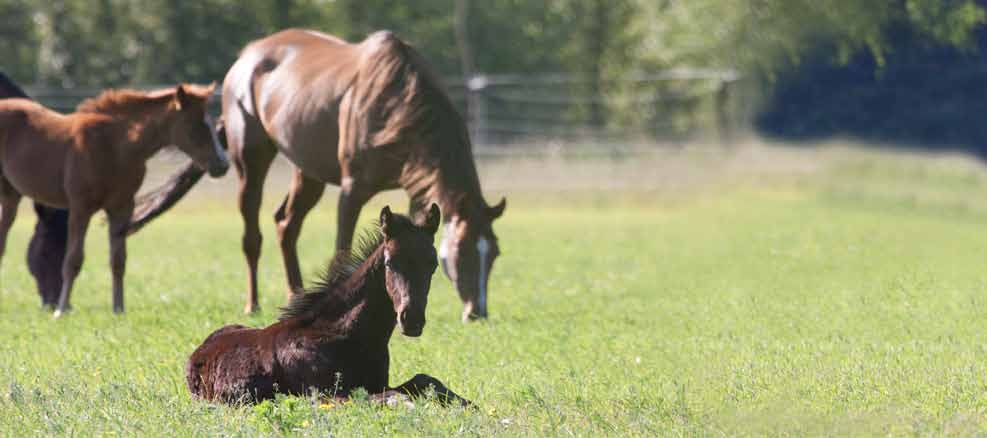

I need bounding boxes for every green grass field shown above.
[3,144,987,436]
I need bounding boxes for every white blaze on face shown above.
[476,237,490,310]
[438,223,454,260]
[438,223,454,279]
[204,114,228,167]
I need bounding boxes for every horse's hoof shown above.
[244,304,259,315]
[113,307,124,314]
[53,308,68,319]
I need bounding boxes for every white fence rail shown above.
[23,69,744,150]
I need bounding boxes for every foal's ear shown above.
[380,206,394,236]
[424,203,441,235]
[488,197,507,220]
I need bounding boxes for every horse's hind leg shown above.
[231,139,277,314]
[28,203,67,308]
[0,179,22,270]
[274,169,325,297]
[53,208,94,318]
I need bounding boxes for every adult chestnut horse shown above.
[0,72,67,308]
[221,29,505,319]
[0,84,230,316]
[187,205,471,407]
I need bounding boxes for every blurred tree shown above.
[0,0,39,82]
[1,0,985,147]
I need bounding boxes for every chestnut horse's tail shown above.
[127,162,205,235]
[126,119,226,234]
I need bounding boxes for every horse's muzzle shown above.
[398,310,425,337]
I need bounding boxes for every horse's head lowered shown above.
[380,204,441,337]
[168,83,229,177]
[440,198,506,321]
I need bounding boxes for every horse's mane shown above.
[349,31,486,213]
[76,89,171,115]
[278,226,385,321]
[76,84,210,115]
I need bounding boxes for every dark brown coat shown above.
[186,206,472,407]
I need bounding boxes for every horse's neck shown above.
[113,110,174,162]
[407,163,485,221]
[313,249,396,341]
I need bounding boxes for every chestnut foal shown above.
[0,84,229,316]
[186,205,472,407]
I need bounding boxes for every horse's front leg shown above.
[106,206,133,313]
[54,208,95,318]
[335,179,373,251]
[389,374,474,408]
[274,169,325,297]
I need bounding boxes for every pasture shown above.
[3,143,987,435]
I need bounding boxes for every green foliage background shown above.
[1,0,986,145]
[1,0,982,84]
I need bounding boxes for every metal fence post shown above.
[467,75,488,147]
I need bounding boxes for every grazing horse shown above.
[222,29,505,319]
[0,72,68,307]
[0,84,230,316]
[186,205,472,407]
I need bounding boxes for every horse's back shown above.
[0,100,80,207]
[223,29,367,183]
[186,324,279,403]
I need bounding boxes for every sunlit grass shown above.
[3,144,987,435]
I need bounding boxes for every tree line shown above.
[1,0,985,146]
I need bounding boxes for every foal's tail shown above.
[127,119,226,234]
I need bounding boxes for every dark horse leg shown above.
[274,168,325,297]
[27,204,68,307]
[375,374,474,408]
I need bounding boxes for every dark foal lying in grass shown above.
[186,205,472,407]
